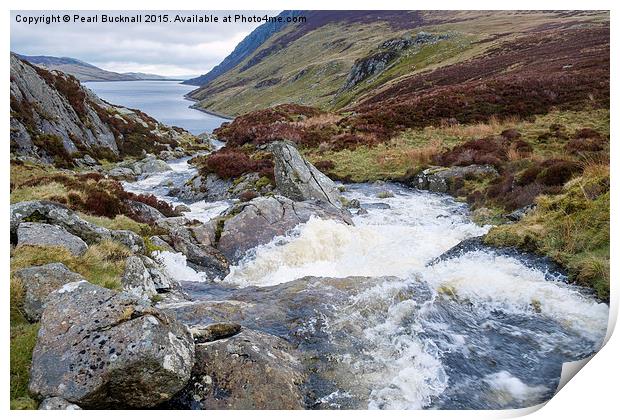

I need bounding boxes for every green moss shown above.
[485,167,610,299]
[144,236,164,255]
[255,176,272,190]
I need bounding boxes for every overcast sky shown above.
[11,11,279,77]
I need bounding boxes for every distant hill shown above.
[15,54,174,82]
[185,10,610,117]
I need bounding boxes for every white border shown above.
[3,1,617,419]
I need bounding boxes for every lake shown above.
[83,80,229,134]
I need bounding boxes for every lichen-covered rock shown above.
[171,329,305,409]
[29,281,195,408]
[110,229,145,254]
[10,201,112,244]
[269,141,343,208]
[14,263,86,322]
[121,256,157,300]
[216,195,353,263]
[411,165,499,194]
[136,156,172,175]
[17,222,88,256]
[190,323,242,343]
[39,397,82,410]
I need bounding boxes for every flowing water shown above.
[126,159,609,410]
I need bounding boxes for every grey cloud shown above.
[11,10,280,76]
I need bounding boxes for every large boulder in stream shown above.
[170,329,306,409]
[269,141,343,208]
[29,281,195,408]
[214,195,353,263]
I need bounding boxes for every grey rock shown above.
[17,222,88,256]
[108,166,136,181]
[189,323,242,343]
[29,281,195,408]
[216,195,353,263]
[269,141,343,208]
[148,236,174,252]
[111,230,145,254]
[14,263,86,322]
[506,204,536,222]
[412,165,499,194]
[139,255,178,292]
[139,157,172,174]
[172,329,305,409]
[175,204,191,213]
[121,256,157,299]
[10,201,112,244]
[126,200,165,223]
[39,397,82,410]
[346,198,361,209]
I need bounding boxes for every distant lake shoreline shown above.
[83,80,230,134]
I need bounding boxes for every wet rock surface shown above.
[169,329,306,409]
[215,195,353,263]
[29,281,195,408]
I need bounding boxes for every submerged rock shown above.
[269,141,343,208]
[171,329,305,409]
[17,222,88,256]
[14,263,86,322]
[215,195,353,263]
[29,281,195,408]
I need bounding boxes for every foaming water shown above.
[225,185,488,286]
[218,182,608,409]
[123,155,231,223]
[132,166,608,410]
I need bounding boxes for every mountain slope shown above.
[182,10,302,86]
[16,54,171,82]
[187,10,609,117]
[10,54,190,165]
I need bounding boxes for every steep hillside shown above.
[183,10,302,86]
[187,10,608,117]
[16,54,171,82]
[10,54,192,166]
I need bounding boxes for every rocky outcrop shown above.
[10,201,111,244]
[10,54,190,163]
[14,263,86,322]
[343,32,451,90]
[172,329,306,409]
[10,201,143,254]
[214,195,353,263]
[269,141,343,208]
[29,281,195,408]
[410,165,499,194]
[17,222,88,256]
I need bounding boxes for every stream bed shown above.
[125,157,609,410]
